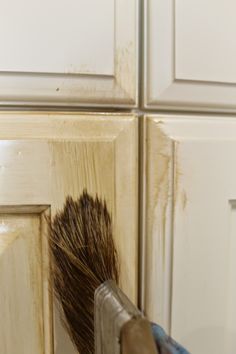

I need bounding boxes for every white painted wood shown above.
[1,0,114,75]
[176,0,236,84]
[144,0,236,111]
[144,115,236,354]
[0,112,138,353]
[0,0,138,107]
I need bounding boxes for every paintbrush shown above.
[49,190,157,354]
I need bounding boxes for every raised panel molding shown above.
[144,0,236,111]
[0,0,138,107]
[143,115,236,354]
[0,112,138,354]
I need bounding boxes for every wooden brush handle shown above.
[121,318,159,354]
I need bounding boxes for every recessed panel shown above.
[176,0,236,83]
[0,0,114,75]
[0,213,48,354]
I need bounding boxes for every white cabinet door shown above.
[143,115,236,354]
[0,0,138,107]
[0,112,138,354]
[144,0,236,112]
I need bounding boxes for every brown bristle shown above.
[49,190,119,354]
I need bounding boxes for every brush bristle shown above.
[49,190,119,354]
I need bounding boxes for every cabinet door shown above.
[0,112,138,354]
[143,115,236,354]
[144,0,236,112]
[0,1,138,107]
